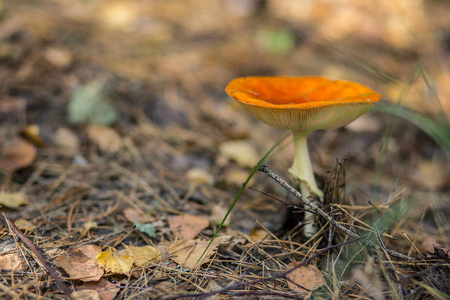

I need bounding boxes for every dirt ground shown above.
[0,1,449,299]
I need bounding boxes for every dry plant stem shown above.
[258,165,415,262]
[2,214,73,299]
[288,132,323,238]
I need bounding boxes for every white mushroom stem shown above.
[288,130,323,237]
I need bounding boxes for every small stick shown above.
[257,165,414,261]
[2,214,73,299]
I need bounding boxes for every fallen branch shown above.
[2,214,73,299]
[257,165,414,261]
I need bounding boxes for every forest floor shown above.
[0,1,449,299]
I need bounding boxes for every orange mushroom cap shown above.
[225,76,381,131]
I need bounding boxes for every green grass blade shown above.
[197,131,292,263]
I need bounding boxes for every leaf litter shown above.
[0,0,449,299]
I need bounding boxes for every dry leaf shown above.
[226,170,255,186]
[168,214,209,240]
[219,140,259,168]
[411,161,448,189]
[185,168,214,185]
[87,126,123,153]
[83,221,98,231]
[77,278,120,300]
[14,218,36,231]
[123,208,155,223]
[0,192,29,208]
[96,247,134,274]
[21,125,47,147]
[0,138,37,174]
[209,204,230,225]
[169,239,219,269]
[43,47,73,68]
[0,253,23,271]
[96,245,161,275]
[57,245,104,282]
[286,262,325,292]
[71,290,100,300]
[124,245,161,268]
[53,127,80,155]
[248,227,267,242]
[205,279,223,300]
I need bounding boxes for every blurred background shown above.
[0,0,449,248]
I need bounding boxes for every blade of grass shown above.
[197,131,292,263]
[372,103,450,154]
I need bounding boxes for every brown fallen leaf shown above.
[53,127,80,155]
[285,262,325,292]
[123,208,155,224]
[0,138,37,174]
[56,245,104,282]
[71,290,100,300]
[0,253,23,271]
[76,278,120,300]
[86,125,123,153]
[209,204,230,225]
[0,192,29,208]
[168,214,209,240]
[169,239,219,269]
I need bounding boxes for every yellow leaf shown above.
[96,247,134,274]
[124,245,161,268]
[83,221,98,231]
[0,192,29,208]
[185,168,214,185]
[14,218,36,231]
[219,140,259,168]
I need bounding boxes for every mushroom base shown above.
[288,131,324,238]
[287,131,324,199]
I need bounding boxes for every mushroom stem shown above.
[288,130,323,237]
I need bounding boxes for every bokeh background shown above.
[0,1,449,297]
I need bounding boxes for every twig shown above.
[2,214,73,299]
[257,165,414,261]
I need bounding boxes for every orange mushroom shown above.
[226,76,381,236]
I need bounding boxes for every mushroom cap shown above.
[225,76,381,131]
